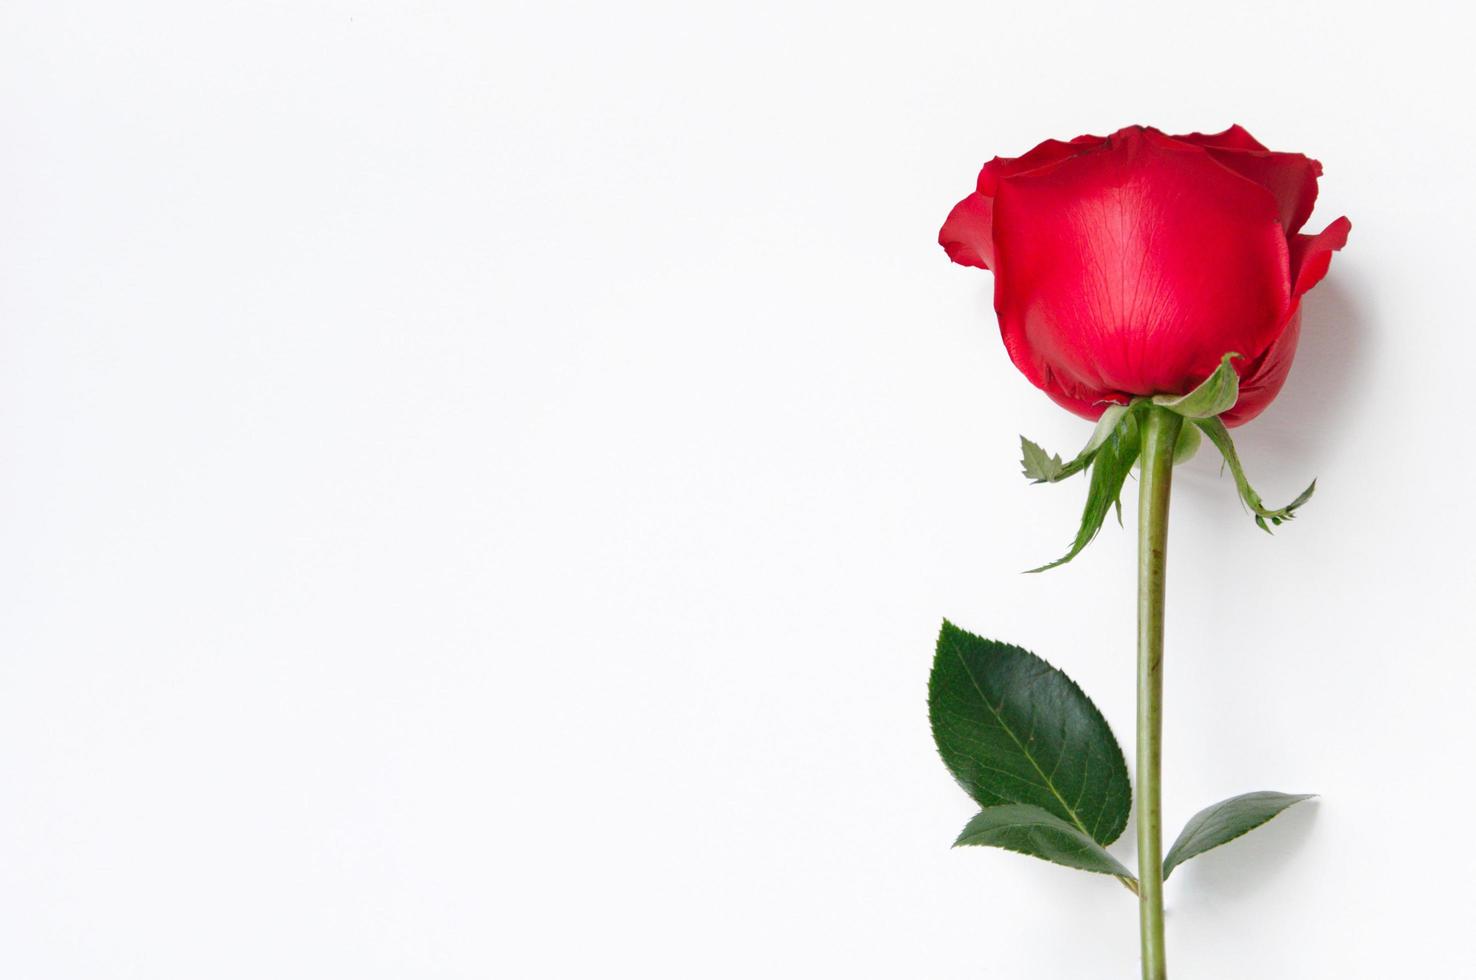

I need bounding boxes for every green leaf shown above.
[1029,407,1140,571]
[1193,416,1316,531]
[1163,791,1316,879]
[1020,405,1130,484]
[929,621,1131,847]
[1153,353,1241,418]
[955,804,1136,878]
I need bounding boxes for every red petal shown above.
[1042,386,1120,422]
[1290,216,1352,298]
[976,134,1107,195]
[1201,148,1323,233]
[938,192,994,269]
[1172,124,1269,152]
[941,133,1110,271]
[990,126,1291,409]
[1222,218,1349,425]
[1221,308,1302,427]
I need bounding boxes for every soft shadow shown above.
[1169,799,1320,907]
[1233,277,1373,470]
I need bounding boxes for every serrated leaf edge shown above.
[933,621,1131,845]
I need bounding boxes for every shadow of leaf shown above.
[1170,798,1320,906]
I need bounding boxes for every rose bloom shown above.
[939,125,1349,426]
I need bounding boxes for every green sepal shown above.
[1163,791,1316,879]
[1192,416,1316,531]
[1029,407,1141,572]
[1172,419,1202,465]
[1020,405,1130,484]
[1020,437,1068,483]
[928,621,1131,847]
[1152,353,1241,419]
[955,804,1137,879]
[1131,418,1203,476]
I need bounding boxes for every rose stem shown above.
[1136,405,1181,980]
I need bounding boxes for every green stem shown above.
[1136,406,1181,980]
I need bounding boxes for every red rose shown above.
[939,125,1350,426]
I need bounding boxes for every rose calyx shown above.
[1020,354,1315,569]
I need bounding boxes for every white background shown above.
[1,2,1468,977]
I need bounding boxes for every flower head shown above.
[940,125,1349,426]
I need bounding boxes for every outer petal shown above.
[1200,148,1322,233]
[975,134,1107,195]
[941,135,1109,269]
[990,127,1291,413]
[1291,216,1352,297]
[1172,124,1269,152]
[939,192,994,269]
[1041,385,1124,421]
[1221,307,1302,427]
[1222,217,1350,426]
[1174,126,1321,232]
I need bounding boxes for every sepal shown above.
[1152,353,1241,419]
[1171,419,1202,465]
[1020,405,1130,484]
[1193,417,1316,531]
[1030,408,1140,572]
